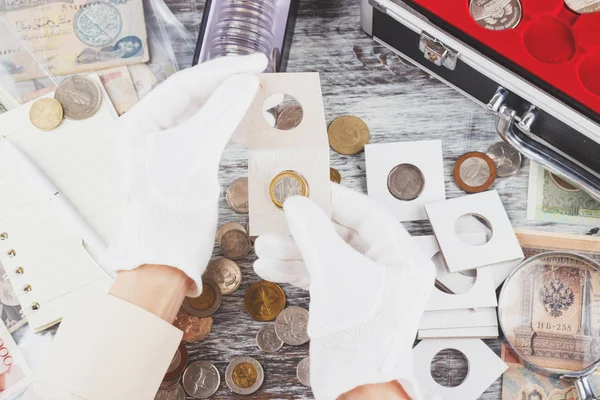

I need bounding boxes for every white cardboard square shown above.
[425,191,524,272]
[418,326,499,339]
[365,141,445,221]
[413,339,507,400]
[419,308,498,330]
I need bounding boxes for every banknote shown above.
[0,0,149,81]
[0,85,18,114]
[0,263,25,335]
[527,161,600,225]
[0,318,33,398]
[127,63,157,100]
[98,66,138,115]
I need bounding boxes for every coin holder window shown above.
[365,140,445,221]
[413,338,507,400]
[425,190,524,272]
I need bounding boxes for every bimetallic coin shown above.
[565,0,600,13]
[54,76,102,120]
[486,141,522,177]
[155,383,186,400]
[387,163,425,201]
[297,356,311,387]
[183,279,222,318]
[469,0,522,31]
[164,342,188,381]
[275,105,303,130]
[220,229,251,260]
[173,308,213,343]
[204,257,242,295]
[328,115,370,155]
[274,306,309,346]
[256,324,284,353]
[550,173,580,192]
[29,98,63,131]
[330,167,342,184]
[225,357,264,395]
[182,361,220,399]
[226,178,249,214]
[244,281,286,321]
[269,170,309,209]
[216,222,246,246]
[453,152,497,193]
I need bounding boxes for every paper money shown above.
[98,66,138,116]
[527,162,600,225]
[127,63,157,99]
[0,85,18,114]
[0,319,33,399]
[0,0,149,81]
[0,263,25,335]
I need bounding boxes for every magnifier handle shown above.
[575,376,599,400]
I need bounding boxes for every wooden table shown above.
[167,0,598,398]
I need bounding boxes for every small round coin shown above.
[328,115,370,155]
[173,308,213,343]
[183,279,222,318]
[275,105,303,130]
[164,342,188,381]
[29,98,63,131]
[226,177,249,214]
[387,163,425,201]
[204,257,242,295]
[244,281,286,322]
[225,357,264,395]
[486,141,522,177]
[469,0,522,31]
[269,170,309,209]
[550,173,580,192]
[453,152,497,193]
[216,222,246,246]
[54,76,102,120]
[182,361,220,399]
[297,356,311,387]
[330,167,342,184]
[155,383,186,400]
[275,306,309,346]
[220,229,251,260]
[256,324,284,353]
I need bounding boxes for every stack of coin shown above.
[296,356,311,387]
[204,257,242,295]
[173,307,213,343]
[226,177,249,214]
[182,361,220,399]
[453,151,497,193]
[183,279,222,318]
[274,306,310,346]
[244,281,286,321]
[217,222,252,260]
[328,115,370,155]
[256,324,284,353]
[485,141,522,177]
[269,170,310,209]
[225,357,264,395]
[54,76,102,120]
[159,343,188,390]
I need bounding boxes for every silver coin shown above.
[54,76,102,120]
[387,163,425,201]
[275,105,303,130]
[220,229,251,261]
[155,383,186,400]
[459,157,491,187]
[204,257,242,295]
[469,0,522,31]
[183,279,223,318]
[225,357,264,395]
[486,142,522,177]
[182,361,221,399]
[274,306,309,346]
[256,324,284,353]
[565,0,600,13]
[226,178,249,214]
[296,356,311,387]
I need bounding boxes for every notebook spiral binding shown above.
[0,233,38,313]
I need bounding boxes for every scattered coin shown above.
[565,0,600,13]
[216,222,246,246]
[226,178,249,214]
[275,105,303,130]
[453,152,496,193]
[550,173,580,192]
[159,375,181,390]
[54,75,102,120]
[269,170,310,209]
[164,342,188,381]
[29,98,63,131]
[275,306,309,346]
[469,0,522,31]
[297,356,311,387]
[204,257,242,295]
[244,281,286,322]
[387,163,425,201]
[182,361,220,399]
[220,229,252,260]
[183,279,222,318]
[173,308,213,343]
[155,383,185,400]
[256,324,284,353]
[330,167,342,184]
[486,141,522,177]
[225,357,264,395]
[328,115,370,155]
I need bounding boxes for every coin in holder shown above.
[387,163,425,201]
[269,170,310,210]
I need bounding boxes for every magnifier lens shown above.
[499,253,600,374]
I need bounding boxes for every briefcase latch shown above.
[419,31,459,71]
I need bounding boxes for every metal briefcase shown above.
[361,0,600,200]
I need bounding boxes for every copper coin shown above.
[244,281,286,322]
[183,279,222,318]
[216,222,246,246]
[164,342,188,381]
[226,177,249,214]
[550,173,580,192]
[159,375,181,390]
[328,115,370,155]
[220,229,251,260]
[453,152,496,193]
[204,257,242,295]
[330,167,342,184]
[173,308,213,343]
[275,105,303,130]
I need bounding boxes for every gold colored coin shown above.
[244,281,286,322]
[29,98,63,131]
[327,115,369,155]
[188,282,215,310]
[330,167,342,184]
[183,279,222,318]
[232,363,258,388]
[269,170,309,210]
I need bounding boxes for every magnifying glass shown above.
[499,251,600,400]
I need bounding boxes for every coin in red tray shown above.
[453,152,497,193]
[469,0,522,31]
[565,0,600,14]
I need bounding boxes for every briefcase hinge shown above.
[419,31,459,71]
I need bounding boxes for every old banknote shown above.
[0,0,149,81]
[98,66,138,115]
[127,63,157,99]
[0,263,25,334]
[0,319,33,399]
[528,162,600,225]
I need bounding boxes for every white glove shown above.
[254,184,436,399]
[101,54,268,296]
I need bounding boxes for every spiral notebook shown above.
[0,74,122,332]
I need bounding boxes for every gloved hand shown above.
[101,54,268,296]
[254,184,435,399]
